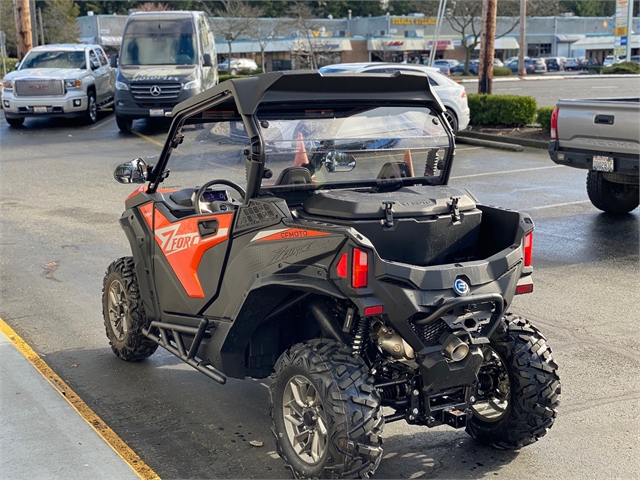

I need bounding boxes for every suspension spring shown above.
[424,148,440,177]
[477,372,493,392]
[352,316,371,357]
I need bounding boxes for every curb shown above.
[458,131,548,149]
[458,73,640,83]
[456,136,523,151]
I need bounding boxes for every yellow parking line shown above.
[131,130,164,148]
[0,318,160,480]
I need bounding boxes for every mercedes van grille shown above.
[130,83,182,101]
[15,79,64,97]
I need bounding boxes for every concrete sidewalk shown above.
[0,332,140,480]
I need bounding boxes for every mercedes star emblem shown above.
[150,85,161,96]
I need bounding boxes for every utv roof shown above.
[171,70,445,119]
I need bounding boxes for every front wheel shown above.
[5,115,24,127]
[587,171,639,214]
[443,109,459,134]
[85,91,98,124]
[466,315,560,449]
[102,257,158,361]
[270,339,384,479]
[116,113,133,132]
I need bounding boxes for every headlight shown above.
[184,79,201,90]
[116,80,129,91]
[2,80,13,90]
[65,79,82,89]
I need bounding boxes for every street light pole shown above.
[429,0,447,66]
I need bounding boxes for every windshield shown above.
[257,106,450,190]
[20,50,86,69]
[120,18,197,66]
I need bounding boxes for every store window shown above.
[527,43,552,57]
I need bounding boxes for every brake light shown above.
[516,283,534,295]
[336,253,347,278]
[351,248,368,288]
[550,107,559,140]
[524,232,533,267]
[364,305,384,316]
[460,90,467,98]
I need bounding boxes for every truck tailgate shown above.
[557,98,640,157]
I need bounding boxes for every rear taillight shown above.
[351,248,369,288]
[460,90,467,98]
[523,232,533,267]
[550,107,559,140]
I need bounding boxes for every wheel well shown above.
[244,292,347,378]
[87,85,96,96]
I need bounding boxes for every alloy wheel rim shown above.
[89,97,97,122]
[282,375,328,465]
[443,110,456,132]
[107,279,129,341]
[472,347,511,422]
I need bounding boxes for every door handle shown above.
[594,114,614,125]
[198,219,219,238]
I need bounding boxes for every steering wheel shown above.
[194,179,246,214]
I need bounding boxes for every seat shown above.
[274,167,312,185]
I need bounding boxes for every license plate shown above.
[33,106,47,114]
[593,155,614,172]
[149,109,164,117]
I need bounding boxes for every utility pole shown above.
[478,0,497,94]
[13,0,33,59]
[518,0,526,75]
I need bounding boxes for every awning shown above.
[99,35,122,46]
[367,38,426,51]
[474,37,519,50]
[425,39,455,51]
[556,34,585,42]
[571,34,640,50]
[216,38,352,55]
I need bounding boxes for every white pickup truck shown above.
[1,43,115,127]
[548,98,639,214]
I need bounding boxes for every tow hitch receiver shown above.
[442,408,468,428]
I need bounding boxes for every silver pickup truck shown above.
[1,43,115,127]
[548,98,639,214]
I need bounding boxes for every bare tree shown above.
[255,19,285,72]
[213,0,264,60]
[131,3,172,12]
[286,2,323,69]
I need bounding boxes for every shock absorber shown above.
[352,315,371,357]
[424,148,440,177]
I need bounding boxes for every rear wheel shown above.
[5,115,24,127]
[587,171,639,214]
[443,109,459,134]
[102,257,158,361]
[466,315,560,449]
[230,68,238,75]
[116,113,133,132]
[270,339,384,479]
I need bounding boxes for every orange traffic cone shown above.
[294,132,309,167]
[403,149,415,177]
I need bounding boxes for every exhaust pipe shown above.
[440,333,469,362]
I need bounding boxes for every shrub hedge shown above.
[2,58,20,75]
[467,94,537,127]
[601,62,640,75]
[536,106,555,130]
[493,66,511,76]
[218,74,248,82]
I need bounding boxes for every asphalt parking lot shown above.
[0,97,639,479]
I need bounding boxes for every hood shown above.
[119,65,197,83]
[5,68,86,80]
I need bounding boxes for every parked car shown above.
[318,62,470,132]
[631,55,640,64]
[493,58,504,67]
[545,57,565,71]
[430,60,452,76]
[506,58,536,75]
[582,57,602,69]
[219,58,259,75]
[564,58,581,71]
[1,43,115,127]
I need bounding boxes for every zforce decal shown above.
[139,204,233,298]
[252,228,330,243]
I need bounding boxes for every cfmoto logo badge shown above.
[453,278,470,296]
[150,85,161,96]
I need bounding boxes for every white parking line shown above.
[456,146,485,151]
[89,115,116,130]
[527,200,591,210]
[591,86,617,89]
[451,165,563,179]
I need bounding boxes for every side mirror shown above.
[14,61,20,70]
[91,60,100,70]
[203,53,212,67]
[114,158,149,184]
[323,151,356,173]
[109,54,118,68]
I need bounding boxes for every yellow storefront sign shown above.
[615,26,627,36]
[391,17,437,25]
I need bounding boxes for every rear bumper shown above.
[1,90,88,118]
[549,140,640,176]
